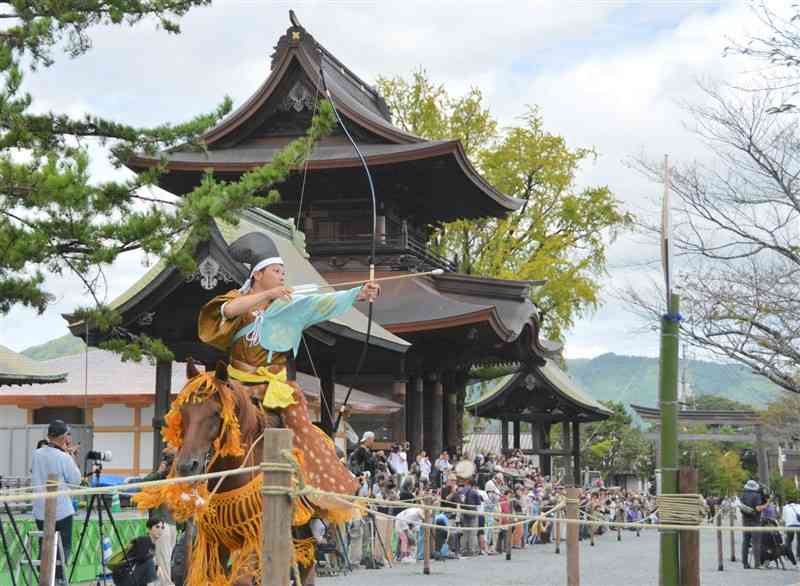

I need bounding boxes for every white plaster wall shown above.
[94,404,132,426]
[0,406,26,427]
[93,431,134,469]
[140,431,154,471]
[141,404,155,425]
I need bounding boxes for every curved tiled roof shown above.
[0,349,399,414]
[0,345,67,386]
[465,361,611,423]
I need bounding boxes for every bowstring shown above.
[314,48,378,434]
[301,334,338,429]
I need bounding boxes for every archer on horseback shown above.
[197,231,379,517]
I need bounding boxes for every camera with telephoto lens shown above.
[85,450,112,462]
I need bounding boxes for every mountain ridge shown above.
[21,337,784,409]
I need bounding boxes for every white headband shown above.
[239,256,284,293]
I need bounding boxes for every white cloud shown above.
[0,0,782,357]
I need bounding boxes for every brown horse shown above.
[173,360,285,586]
[174,360,276,491]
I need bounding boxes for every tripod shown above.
[0,477,38,586]
[69,461,130,586]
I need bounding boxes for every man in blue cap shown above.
[31,419,81,585]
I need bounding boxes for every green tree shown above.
[761,394,800,447]
[0,1,335,359]
[573,401,651,481]
[376,70,632,340]
[693,394,753,412]
[689,444,747,497]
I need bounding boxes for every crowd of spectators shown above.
[337,434,658,569]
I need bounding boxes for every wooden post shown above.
[261,429,294,586]
[616,506,622,541]
[589,503,595,547]
[716,513,723,571]
[153,360,173,467]
[566,487,580,586]
[423,495,431,575]
[554,509,561,554]
[38,474,58,586]
[678,468,700,586]
[505,521,512,561]
[729,509,736,562]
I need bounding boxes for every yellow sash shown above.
[226,364,298,409]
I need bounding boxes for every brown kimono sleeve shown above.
[197,290,244,352]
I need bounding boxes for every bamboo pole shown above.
[659,289,681,586]
[566,487,580,586]
[38,474,57,586]
[261,429,294,586]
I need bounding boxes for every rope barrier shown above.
[0,464,262,505]
[7,459,799,535]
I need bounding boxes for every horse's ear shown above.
[215,361,228,382]
[186,358,200,379]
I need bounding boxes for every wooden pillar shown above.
[561,421,573,485]
[572,421,581,487]
[286,354,297,381]
[512,420,521,450]
[319,359,336,437]
[444,374,459,453]
[540,424,552,477]
[406,376,424,458]
[261,429,294,586]
[501,420,509,453]
[423,373,437,456]
[430,376,444,458]
[678,467,700,586]
[391,380,406,443]
[152,360,172,468]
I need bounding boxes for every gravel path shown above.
[320,528,800,586]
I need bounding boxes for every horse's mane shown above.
[225,381,269,441]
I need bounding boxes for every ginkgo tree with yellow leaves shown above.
[377,70,633,341]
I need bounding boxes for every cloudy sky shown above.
[0,0,768,357]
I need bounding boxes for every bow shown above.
[316,46,378,434]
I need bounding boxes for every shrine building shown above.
[64,12,607,466]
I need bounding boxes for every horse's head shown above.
[170,361,275,478]
[173,361,227,477]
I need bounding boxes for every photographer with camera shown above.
[31,420,81,586]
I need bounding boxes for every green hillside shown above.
[21,336,786,411]
[22,334,85,360]
[565,353,783,409]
